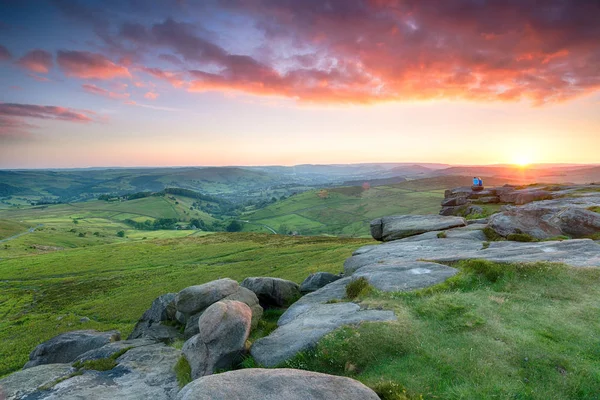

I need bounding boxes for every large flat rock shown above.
[177,368,380,400]
[346,237,600,275]
[251,303,395,367]
[0,364,73,400]
[15,343,181,400]
[370,215,466,241]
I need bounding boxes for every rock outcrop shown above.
[183,300,252,379]
[300,272,342,293]
[3,343,181,400]
[24,330,121,369]
[487,191,600,239]
[0,364,73,400]
[370,214,466,241]
[128,293,181,343]
[241,277,301,308]
[176,278,239,316]
[175,279,263,339]
[176,368,380,400]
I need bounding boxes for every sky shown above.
[0,0,599,169]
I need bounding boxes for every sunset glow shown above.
[1,1,599,168]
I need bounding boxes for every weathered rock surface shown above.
[488,194,600,239]
[222,287,263,329]
[251,303,395,367]
[370,214,466,241]
[11,343,181,400]
[183,300,251,379]
[241,277,300,308]
[175,278,239,316]
[128,293,177,341]
[300,272,342,293]
[73,338,156,364]
[346,236,600,275]
[183,287,263,338]
[0,364,73,400]
[24,330,121,369]
[176,368,380,400]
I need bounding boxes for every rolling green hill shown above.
[243,176,515,236]
[0,192,219,258]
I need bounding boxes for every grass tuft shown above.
[507,232,539,242]
[436,231,447,239]
[345,277,372,299]
[174,356,192,388]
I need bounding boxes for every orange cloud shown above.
[57,50,131,79]
[144,91,159,100]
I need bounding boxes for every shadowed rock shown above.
[24,330,121,369]
[176,368,380,400]
[128,293,180,343]
[300,272,342,293]
[241,277,300,308]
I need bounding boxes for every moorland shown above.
[1,163,600,399]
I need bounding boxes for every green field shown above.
[243,176,512,237]
[0,194,219,259]
[0,233,372,377]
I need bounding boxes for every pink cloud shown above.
[108,3,600,105]
[57,50,131,79]
[17,49,53,73]
[82,83,130,99]
[0,102,97,139]
[28,74,51,82]
[144,91,159,100]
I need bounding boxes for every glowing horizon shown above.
[1,1,599,169]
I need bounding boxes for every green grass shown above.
[244,182,447,237]
[281,260,600,399]
[174,356,192,388]
[589,206,600,213]
[0,233,372,377]
[345,277,373,299]
[0,219,30,239]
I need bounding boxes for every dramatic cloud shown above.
[0,102,96,138]
[0,44,11,61]
[57,50,131,79]
[82,83,130,99]
[17,49,53,73]
[114,1,600,104]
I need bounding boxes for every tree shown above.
[226,220,242,232]
[117,230,125,237]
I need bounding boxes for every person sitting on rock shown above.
[478,177,484,187]
[473,177,478,186]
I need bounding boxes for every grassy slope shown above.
[0,233,372,377]
[0,195,217,258]
[0,220,30,240]
[244,176,513,237]
[282,260,600,399]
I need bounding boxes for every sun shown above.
[513,155,532,167]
